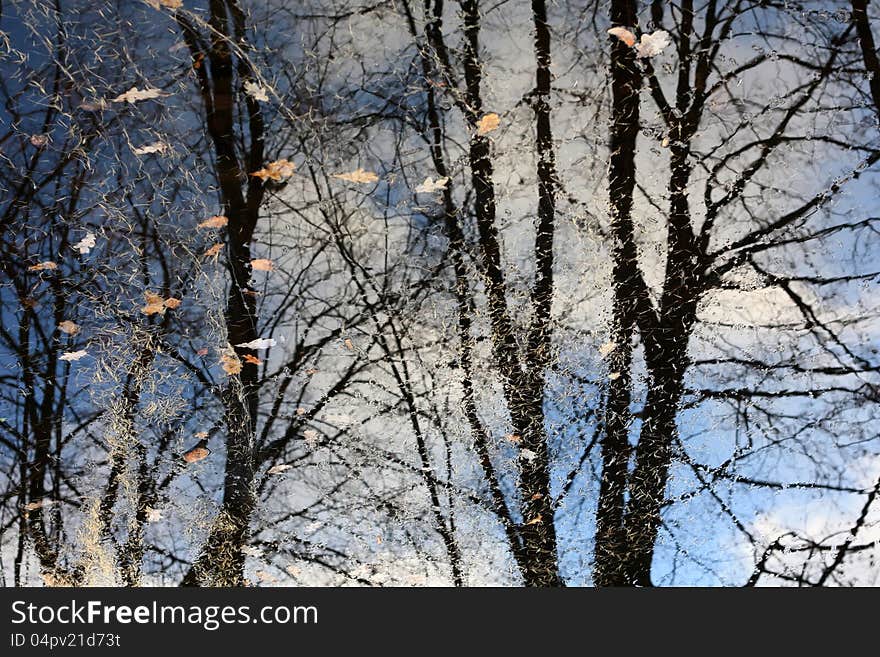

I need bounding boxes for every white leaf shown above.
[244,81,269,102]
[145,507,163,523]
[60,350,88,362]
[598,341,617,358]
[235,337,277,350]
[520,448,537,462]
[636,30,671,58]
[111,86,168,104]
[415,176,449,194]
[267,464,292,475]
[132,141,168,156]
[73,232,96,254]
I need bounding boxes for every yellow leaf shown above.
[58,320,80,335]
[332,168,379,184]
[607,27,637,47]
[477,113,500,135]
[198,215,229,229]
[250,258,274,271]
[251,159,295,181]
[28,261,57,272]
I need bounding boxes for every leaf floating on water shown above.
[243,354,262,365]
[30,134,49,147]
[198,215,229,229]
[332,168,379,184]
[73,232,96,254]
[145,0,183,8]
[636,30,671,58]
[267,463,292,475]
[250,258,274,271]
[415,176,449,193]
[251,159,295,181]
[132,141,168,156]
[183,444,210,464]
[58,320,80,335]
[204,243,223,258]
[244,80,269,102]
[476,112,500,135]
[236,337,276,350]
[60,350,88,362]
[112,86,168,104]
[520,448,538,462]
[142,291,181,315]
[220,345,242,375]
[607,27,637,47]
[598,341,617,358]
[28,261,57,272]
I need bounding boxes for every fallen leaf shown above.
[183,444,210,463]
[250,258,274,271]
[243,354,262,365]
[28,261,57,272]
[304,368,319,376]
[636,30,671,58]
[194,431,209,439]
[531,493,543,501]
[73,232,96,254]
[267,463,292,475]
[505,433,522,444]
[58,320,80,335]
[236,337,276,350]
[220,345,242,375]
[295,407,307,416]
[24,499,56,512]
[251,159,295,181]
[476,112,500,135]
[30,134,49,147]
[332,168,379,184]
[141,291,181,315]
[145,507,163,523]
[415,176,449,193]
[244,80,269,102]
[112,86,168,104]
[79,99,108,111]
[145,0,183,8]
[255,570,277,584]
[198,215,228,229]
[242,545,263,558]
[196,347,209,356]
[132,141,168,156]
[285,565,302,577]
[520,448,538,462]
[598,341,617,358]
[204,243,224,258]
[609,372,621,380]
[607,26,637,47]
[661,136,670,148]
[60,350,88,362]
[303,429,319,447]
[524,514,543,526]
[343,338,354,350]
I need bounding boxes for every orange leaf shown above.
[183,445,210,464]
[220,346,242,375]
[250,258,274,271]
[28,261,58,272]
[243,354,262,365]
[476,113,500,135]
[607,27,637,47]
[198,215,229,229]
[204,243,224,258]
[332,168,379,184]
[251,159,295,181]
[524,514,543,526]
